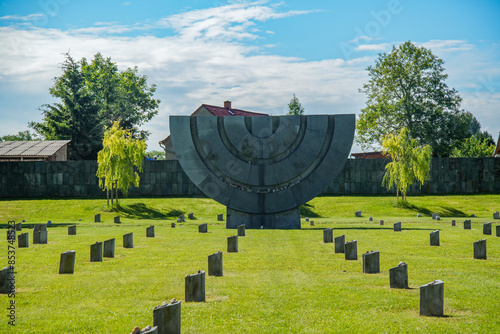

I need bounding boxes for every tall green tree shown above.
[382,127,432,202]
[451,135,495,158]
[357,41,473,156]
[287,94,304,115]
[96,121,146,206]
[30,52,159,160]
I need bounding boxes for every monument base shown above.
[226,207,301,229]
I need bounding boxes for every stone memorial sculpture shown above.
[90,242,103,262]
[389,262,408,289]
[18,233,29,248]
[208,251,223,276]
[362,250,380,274]
[153,299,181,334]
[227,235,238,253]
[95,214,101,223]
[103,239,115,258]
[147,226,155,238]
[170,115,355,229]
[334,235,345,253]
[185,271,205,302]
[345,240,358,260]
[483,222,492,235]
[473,239,486,259]
[464,219,471,229]
[198,223,208,233]
[394,222,402,232]
[68,225,77,235]
[355,210,362,217]
[59,250,76,274]
[430,230,440,246]
[419,280,444,316]
[114,216,121,224]
[237,224,245,237]
[123,233,133,248]
[323,228,333,243]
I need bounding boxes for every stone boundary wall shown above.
[0,158,499,198]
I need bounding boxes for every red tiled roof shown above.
[202,104,268,117]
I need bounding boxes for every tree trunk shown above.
[115,180,119,205]
[107,188,109,207]
[110,183,114,206]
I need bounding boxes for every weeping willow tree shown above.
[96,121,146,206]
[382,127,432,202]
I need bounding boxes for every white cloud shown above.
[0,14,44,21]
[354,43,390,51]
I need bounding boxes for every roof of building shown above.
[199,104,268,117]
[494,133,500,157]
[350,151,389,159]
[0,140,70,157]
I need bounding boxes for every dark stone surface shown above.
[355,210,361,217]
[217,214,224,221]
[226,207,300,229]
[33,230,47,244]
[362,250,380,274]
[483,222,492,235]
[430,230,440,246]
[497,225,500,237]
[198,223,207,233]
[323,228,333,243]
[59,250,76,274]
[389,263,408,289]
[15,223,22,231]
[379,220,384,226]
[153,300,181,334]
[419,280,444,316]
[345,240,357,260]
[494,211,499,219]
[208,251,223,276]
[94,214,101,223]
[188,213,194,219]
[147,225,155,237]
[334,234,345,253]
[473,239,486,259]
[0,266,14,294]
[90,242,103,262]
[123,233,133,248]
[464,220,471,229]
[227,235,238,253]
[237,224,245,237]
[185,271,205,302]
[114,216,120,224]
[451,220,456,226]
[103,239,115,258]
[394,222,402,232]
[18,233,29,248]
[68,225,77,235]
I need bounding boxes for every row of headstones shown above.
[356,210,500,220]
[95,212,224,224]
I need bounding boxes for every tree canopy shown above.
[287,94,304,115]
[382,127,432,202]
[357,41,474,156]
[451,135,495,158]
[30,52,160,160]
[96,121,146,204]
[1,130,39,141]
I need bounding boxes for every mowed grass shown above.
[0,195,499,333]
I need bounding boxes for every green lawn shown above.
[1,195,499,333]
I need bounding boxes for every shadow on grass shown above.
[438,206,468,218]
[300,203,321,218]
[397,201,468,218]
[115,203,183,220]
[301,227,436,231]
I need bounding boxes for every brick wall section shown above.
[0,158,499,198]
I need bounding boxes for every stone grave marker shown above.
[483,222,492,235]
[436,216,440,221]
[237,224,245,237]
[389,262,408,289]
[185,270,205,302]
[323,228,333,243]
[369,216,373,222]
[188,213,194,220]
[305,217,309,222]
[178,215,185,223]
[68,225,77,235]
[208,251,223,277]
[171,223,176,228]
[47,221,52,226]
[497,225,500,237]
[15,223,22,231]
[198,223,208,233]
[18,233,29,248]
[355,210,362,217]
[362,250,380,274]
[90,242,103,262]
[227,235,238,253]
[379,220,384,226]
[473,239,486,260]
[345,240,357,260]
[123,233,133,248]
[419,280,444,316]
[59,250,76,274]
[94,214,101,223]
[310,220,314,226]
[147,225,155,238]
[34,230,48,244]
[103,239,115,258]
[464,219,471,229]
[451,220,456,226]
[114,216,121,224]
[217,214,224,221]
[430,230,440,246]
[394,222,402,232]
[471,214,475,217]
[0,266,14,294]
[334,235,345,254]
[153,299,181,334]
[494,211,499,219]
[417,213,422,217]
[432,213,439,220]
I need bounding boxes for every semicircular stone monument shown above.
[170,114,355,229]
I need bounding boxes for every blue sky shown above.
[1,0,499,152]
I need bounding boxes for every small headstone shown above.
[34,224,47,232]
[394,222,402,232]
[78,218,82,221]
[227,235,238,253]
[369,216,373,222]
[473,239,486,260]
[147,225,155,238]
[430,230,440,246]
[493,211,499,219]
[59,250,76,274]
[123,233,133,248]
[419,280,444,316]
[103,238,115,258]
[47,221,52,226]
[217,214,224,221]
[138,325,158,334]
[90,242,103,262]
[171,222,176,228]
[94,214,101,223]
[305,217,309,222]
[436,216,440,221]
[417,213,422,217]
[198,223,208,233]
[451,220,456,226]
[323,228,333,243]
[178,215,185,222]
[0,266,15,294]
[188,213,194,219]
[22,220,25,223]
[114,216,121,224]
[153,299,181,334]
[185,271,205,302]
[464,219,471,229]
[432,213,439,220]
[15,223,22,231]
[389,262,408,289]
[379,220,384,226]
[471,214,475,217]
[68,225,77,235]
[18,233,29,248]
[362,250,380,274]
[345,240,358,260]
[310,220,314,226]
[355,210,361,217]
[334,235,345,253]
[497,225,500,237]
[208,251,223,277]
[34,230,48,244]
[237,224,245,237]
[483,222,492,235]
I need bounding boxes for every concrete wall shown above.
[0,158,499,198]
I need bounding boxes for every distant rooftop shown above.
[199,102,268,117]
[0,140,70,160]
